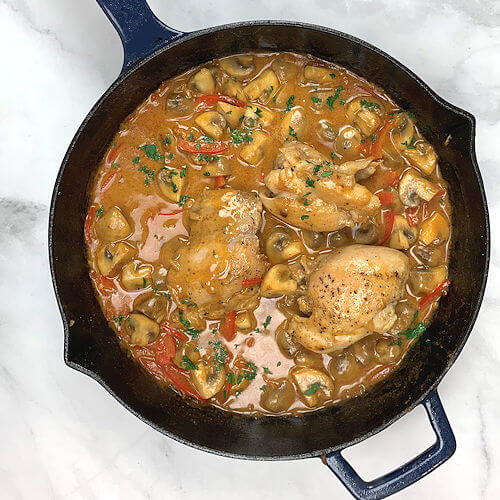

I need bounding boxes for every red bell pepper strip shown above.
[384,170,400,188]
[100,171,117,191]
[406,202,429,227]
[178,139,228,154]
[220,310,236,341]
[163,364,205,401]
[160,322,189,342]
[376,191,394,206]
[370,119,393,159]
[378,210,395,246]
[159,207,183,216]
[214,175,226,188]
[138,356,165,379]
[419,280,451,310]
[84,206,97,243]
[149,335,176,366]
[366,363,396,384]
[242,277,263,288]
[195,93,246,108]
[106,145,120,165]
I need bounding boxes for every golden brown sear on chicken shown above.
[261,142,380,231]
[86,52,452,415]
[165,189,269,320]
[289,245,410,353]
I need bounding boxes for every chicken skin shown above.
[289,245,410,353]
[260,142,380,232]
[165,189,269,319]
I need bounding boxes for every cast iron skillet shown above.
[49,1,490,498]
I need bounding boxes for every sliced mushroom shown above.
[294,348,324,369]
[134,292,169,323]
[194,111,226,140]
[188,68,215,94]
[292,367,334,407]
[165,93,194,118]
[157,167,186,203]
[390,300,418,333]
[335,125,363,160]
[304,65,335,83]
[316,119,337,142]
[260,264,298,298]
[280,107,307,141]
[349,337,376,365]
[328,351,361,382]
[302,230,324,250]
[419,213,450,246]
[410,266,447,295]
[190,360,226,399]
[121,261,153,291]
[239,130,270,165]
[216,101,245,128]
[271,56,300,82]
[235,311,255,331]
[260,379,296,413]
[392,113,415,150]
[276,324,301,358]
[405,141,437,176]
[389,215,418,249]
[243,69,279,103]
[346,97,385,136]
[96,242,136,277]
[374,338,402,364]
[200,157,232,177]
[159,235,185,270]
[126,313,159,346]
[95,207,132,242]
[222,79,246,102]
[265,229,303,264]
[398,170,440,207]
[243,105,274,128]
[220,55,255,78]
[151,265,169,291]
[411,244,446,267]
[351,222,378,244]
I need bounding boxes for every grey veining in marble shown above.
[1,0,499,498]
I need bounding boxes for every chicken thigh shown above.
[166,189,269,319]
[289,245,410,353]
[260,142,380,232]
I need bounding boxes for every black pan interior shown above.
[50,23,489,459]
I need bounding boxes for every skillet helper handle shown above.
[96,0,186,74]
[324,390,456,500]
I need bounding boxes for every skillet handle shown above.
[324,390,456,500]
[96,0,186,74]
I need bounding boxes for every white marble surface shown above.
[1,0,499,498]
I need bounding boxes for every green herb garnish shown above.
[303,383,321,396]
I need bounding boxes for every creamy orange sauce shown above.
[85,52,451,415]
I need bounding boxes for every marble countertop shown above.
[1,0,499,498]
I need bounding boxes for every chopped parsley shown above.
[209,340,228,371]
[371,135,377,142]
[202,136,214,143]
[179,165,188,178]
[113,315,124,326]
[230,128,253,144]
[203,171,211,176]
[408,112,415,118]
[187,133,194,141]
[402,137,417,149]
[330,152,335,161]
[277,361,281,367]
[96,205,104,218]
[138,165,155,186]
[311,96,322,103]
[242,362,258,380]
[285,94,295,112]
[227,372,235,385]
[181,355,198,370]
[178,310,202,338]
[301,215,310,220]
[305,177,315,188]
[360,99,380,109]
[132,156,140,164]
[303,383,321,396]
[263,367,272,374]
[263,315,272,328]
[178,195,190,207]
[398,321,427,340]
[163,136,171,145]
[260,385,267,391]
[326,85,344,110]
[313,164,322,174]
[255,107,263,117]
[142,277,147,288]
[321,171,333,177]
[112,163,119,169]
[286,126,298,141]
[137,143,162,161]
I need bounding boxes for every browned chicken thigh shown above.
[260,142,380,232]
[289,244,410,353]
[165,189,269,320]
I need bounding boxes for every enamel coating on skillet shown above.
[49,2,489,498]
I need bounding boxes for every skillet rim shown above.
[49,20,490,460]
